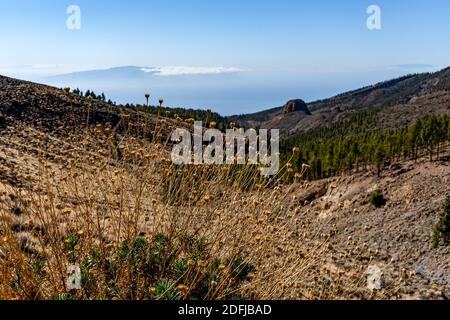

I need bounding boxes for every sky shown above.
[1,0,450,114]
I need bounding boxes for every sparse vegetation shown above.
[73,88,112,105]
[1,73,449,300]
[369,190,387,208]
[433,196,450,248]
[0,109,340,300]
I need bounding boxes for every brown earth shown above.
[288,157,450,299]
[0,74,449,300]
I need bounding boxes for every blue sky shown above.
[1,0,450,114]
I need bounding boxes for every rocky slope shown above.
[229,67,450,136]
[0,75,187,139]
[288,157,450,299]
[0,75,449,300]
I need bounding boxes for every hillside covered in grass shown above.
[0,74,449,300]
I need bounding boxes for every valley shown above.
[0,70,449,300]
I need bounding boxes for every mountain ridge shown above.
[0,72,449,300]
[228,67,450,136]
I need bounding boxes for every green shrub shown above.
[369,189,387,208]
[151,278,179,300]
[433,196,450,248]
[54,233,255,300]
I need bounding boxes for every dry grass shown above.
[0,113,386,301]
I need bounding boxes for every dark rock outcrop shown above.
[283,99,311,115]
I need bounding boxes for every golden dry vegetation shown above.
[0,76,448,300]
[0,110,375,300]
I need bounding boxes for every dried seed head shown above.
[177,284,189,293]
[61,208,72,215]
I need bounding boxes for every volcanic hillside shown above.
[0,74,449,301]
[230,67,450,136]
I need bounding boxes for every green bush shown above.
[369,189,387,208]
[56,233,254,300]
[433,196,450,248]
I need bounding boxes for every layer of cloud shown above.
[141,66,243,76]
